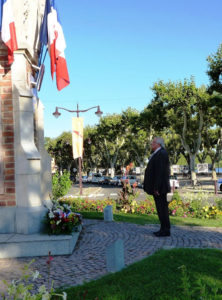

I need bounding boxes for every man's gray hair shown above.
[155,137,165,148]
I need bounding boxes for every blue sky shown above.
[39,0,222,138]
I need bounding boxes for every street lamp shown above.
[52,104,103,195]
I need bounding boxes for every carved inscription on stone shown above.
[23,0,30,40]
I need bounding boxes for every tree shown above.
[162,129,183,165]
[96,113,126,177]
[83,126,101,173]
[207,43,222,94]
[148,78,210,172]
[120,108,150,168]
[47,132,73,174]
[198,128,222,169]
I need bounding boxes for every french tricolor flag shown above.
[0,0,18,64]
[41,0,70,91]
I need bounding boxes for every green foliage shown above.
[179,264,222,299]
[148,78,212,171]
[215,197,222,211]
[52,171,72,200]
[60,248,222,300]
[130,197,157,215]
[117,181,139,212]
[171,190,182,202]
[59,197,117,213]
[46,132,73,172]
[198,205,219,219]
[169,191,188,217]
[207,43,222,94]
[1,260,67,299]
[169,191,221,219]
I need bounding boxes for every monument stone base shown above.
[0,205,48,234]
[0,225,82,258]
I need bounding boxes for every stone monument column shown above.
[0,0,51,234]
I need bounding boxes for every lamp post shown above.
[52,104,103,195]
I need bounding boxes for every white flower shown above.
[56,220,61,225]
[48,211,54,219]
[42,292,50,300]
[63,204,71,210]
[38,285,47,294]
[62,292,67,300]
[43,200,53,210]
[32,270,40,280]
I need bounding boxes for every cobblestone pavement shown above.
[0,220,222,294]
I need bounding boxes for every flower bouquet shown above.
[44,200,82,235]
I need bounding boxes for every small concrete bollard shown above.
[167,193,173,202]
[106,239,125,273]
[104,205,113,222]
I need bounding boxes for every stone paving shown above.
[0,219,222,294]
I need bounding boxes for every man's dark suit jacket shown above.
[143,147,171,195]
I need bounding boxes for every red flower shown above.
[46,252,53,264]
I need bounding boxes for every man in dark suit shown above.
[143,137,171,237]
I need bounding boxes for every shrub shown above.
[215,197,222,211]
[52,171,72,200]
[169,191,188,217]
[197,205,219,219]
[60,197,117,213]
[117,181,139,212]
[169,191,221,219]
[1,260,67,299]
[131,198,157,215]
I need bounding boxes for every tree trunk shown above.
[110,162,115,178]
[181,110,204,173]
[189,153,196,172]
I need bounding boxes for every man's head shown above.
[150,137,165,152]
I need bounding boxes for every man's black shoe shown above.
[153,230,161,235]
[154,231,170,237]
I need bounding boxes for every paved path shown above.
[0,220,222,294]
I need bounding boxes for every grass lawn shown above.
[57,248,222,300]
[54,211,222,299]
[81,211,222,227]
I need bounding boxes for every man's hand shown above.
[154,190,160,196]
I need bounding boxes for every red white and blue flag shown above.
[40,0,70,91]
[0,0,18,64]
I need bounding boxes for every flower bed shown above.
[59,192,222,220]
[60,197,116,213]
[168,191,221,219]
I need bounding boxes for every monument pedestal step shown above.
[0,226,82,258]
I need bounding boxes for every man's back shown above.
[143,147,170,195]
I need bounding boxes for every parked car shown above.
[217,178,222,192]
[87,175,92,183]
[109,175,121,185]
[102,176,112,185]
[170,175,179,189]
[82,176,88,183]
[119,175,139,186]
[91,174,105,184]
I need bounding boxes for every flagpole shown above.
[53,105,103,195]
